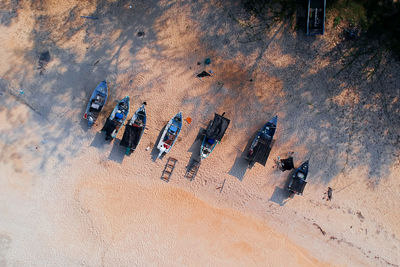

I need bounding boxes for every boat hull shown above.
[157,112,182,158]
[247,115,277,167]
[200,136,217,160]
[101,96,130,141]
[83,81,108,128]
[288,161,309,195]
[120,104,146,155]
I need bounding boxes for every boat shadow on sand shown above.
[150,124,167,162]
[184,127,205,180]
[228,130,259,181]
[90,131,108,149]
[108,138,126,163]
[269,169,297,206]
[90,131,126,163]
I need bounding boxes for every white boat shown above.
[157,112,183,158]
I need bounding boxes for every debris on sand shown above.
[216,179,226,193]
[81,16,98,20]
[277,155,294,171]
[137,31,145,37]
[356,211,365,222]
[313,223,326,235]
[204,58,211,65]
[197,71,211,78]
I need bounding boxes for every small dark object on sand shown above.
[197,71,211,78]
[204,58,211,65]
[137,31,145,37]
[279,156,294,171]
[343,27,359,40]
[38,51,51,75]
[249,79,253,82]
[39,51,50,62]
[197,62,201,65]
[81,16,98,20]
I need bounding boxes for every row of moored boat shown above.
[83,81,309,195]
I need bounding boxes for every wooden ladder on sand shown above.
[161,157,178,182]
[185,159,200,181]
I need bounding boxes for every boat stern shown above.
[87,116,94,127]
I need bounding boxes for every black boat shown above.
[101,96,130,141]
[200,113,230,160]
[288,161,309,195]
[246,115,277,168]
[306,0,326,35]
[120,103,146,155]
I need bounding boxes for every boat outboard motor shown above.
[88,116,94,127]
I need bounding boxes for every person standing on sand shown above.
[323,187,333,201]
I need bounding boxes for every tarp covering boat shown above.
[120,104,146,154]
[120,125,142,149]
[101,96,129,141]
[200,112,230,160]
[251,138,272,166]
[102,119,117,138]
[205,113,230,141]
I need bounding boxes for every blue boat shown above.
[200,113,230,160]
[288,161,309,195]
[83,81,108,128]
[101,96,130,141]
[120,103,147,155]
[157,112,182,158]
[247,115,277,168]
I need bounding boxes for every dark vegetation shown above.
[242,0,400,78]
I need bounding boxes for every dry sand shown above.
[1,0,399,266]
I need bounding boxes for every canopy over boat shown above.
[205,113,230,141]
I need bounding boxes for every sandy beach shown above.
[1,0,399,266]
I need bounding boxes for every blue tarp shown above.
[207,138,215,144]
[169,125,178,133]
